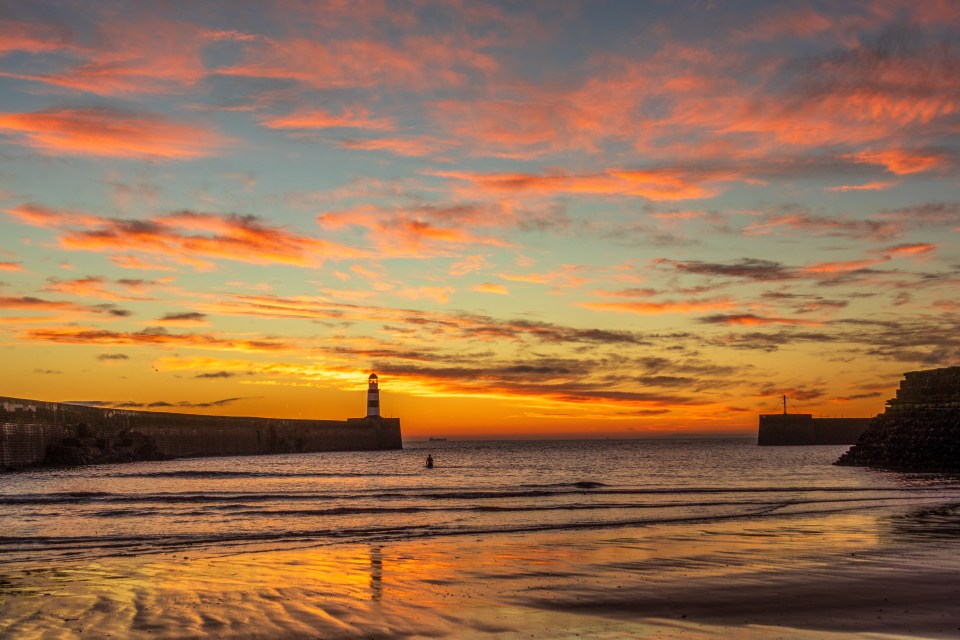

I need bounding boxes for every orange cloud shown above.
[396,286,455,304]
[21,326,292,353]
[471,283,509,295]
[497,265,589,290]
[0,108,229,159]
[0,261,24,272]
[436,167,736,201]
[7,204,363,270]
[450,255,491,276]
[110,255,179,272]
[43,276,156,301]
[5,203,101,228]
[802,258,885,274]
[885,243,937,259]
[848,149,947,175]
[318,205,509,257]
[581,297,735,315]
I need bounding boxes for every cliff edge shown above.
[836,366,960,471]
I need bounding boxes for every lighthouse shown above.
[366,373,380,418]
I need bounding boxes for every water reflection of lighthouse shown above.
[367,373,380,418]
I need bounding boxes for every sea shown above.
[4,437,960,563]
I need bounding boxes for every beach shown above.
[3,439,960,638]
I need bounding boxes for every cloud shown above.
[96,353,129,361]
[742,211,902,240]
[656,258,795,281]
[194,371,236,379]
[43,275,155,301]
[497,265,589,290]
[337,135,452,157]
[581,297,735,315]
[318,204,511,256]
[196,293,653,346]
[0,19,79,56]
[450,255,491,276]
[74,397,248,410]
[260,107,394,131]
[436,166,739,201]
[0,107,229,159]
[33,369,62,375]
[157,311,208,325]
[5,203,101,229]
[7,204,363,270]
[21,326,293,353]
[213,31,498,92]
[395,285,455,304]
[0,261,24,272]
[0,295,89,313]
[825,180,900,192]
[698,313,822,326]
[471,283,509,295]
[846,149,949,175]
[109,255,179,272]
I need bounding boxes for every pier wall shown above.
[0,396,401,471]
[757,414,872,446]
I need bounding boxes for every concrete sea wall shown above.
[757,414,872,446]
[837,366,960,470]
[0,396,402,471]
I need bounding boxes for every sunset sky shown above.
[1,0,958,437]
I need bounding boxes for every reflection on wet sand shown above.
[3,505,960,639]
[370,545,382,602]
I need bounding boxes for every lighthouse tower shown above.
[366,373,380,418]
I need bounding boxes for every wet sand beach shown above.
[3,504,960,639]
[4,440,960,638]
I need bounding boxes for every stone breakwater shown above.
[836,365,960,471]
[0,396,402,471]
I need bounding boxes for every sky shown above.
[1,0,959,438]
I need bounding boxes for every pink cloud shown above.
[260,107,395,131]
[0,16,209,96]
[337,136,452,157]
[214,33,497,91]
[0,19,79,55]
[826,180,900,192]
[0,108,230,159]
[802,258,885,274]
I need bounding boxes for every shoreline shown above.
[3,501,960,639]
